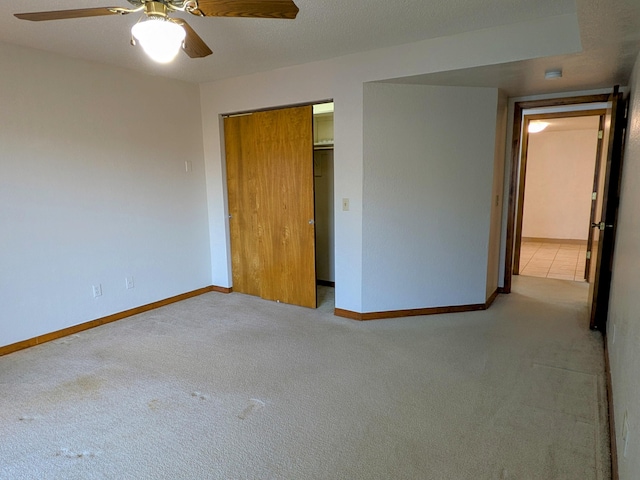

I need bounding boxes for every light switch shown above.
[342,198,349,211]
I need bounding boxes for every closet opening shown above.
[313,102,335,310]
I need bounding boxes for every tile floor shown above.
[519,240,587,282]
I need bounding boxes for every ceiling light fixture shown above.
[544,69,563,80]
[528,121,550,133]
[131,17,185,64]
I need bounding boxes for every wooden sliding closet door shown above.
[225,106,317,308]
[225,113,262,297]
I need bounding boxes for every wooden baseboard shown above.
[317,280,335,287]
[335,291,499,321]
[604,335,619,480]
[211,285,233,294]
[333,308,364,320]
[497,286,509,294]
[522,237,587,245]
[0,285,231,357]
[485,289,499,308]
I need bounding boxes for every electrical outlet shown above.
[125,276,135,290]
[622,412,630,458]
[92,284,102,298]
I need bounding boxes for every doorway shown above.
[516,113,603,282]
[504,90,628,331]
[504,94,610,294]
[223,101,335,310]
[313,102,335,310]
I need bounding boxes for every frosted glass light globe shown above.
[132,18,185,64]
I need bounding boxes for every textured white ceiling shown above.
[0,0,639,94]
[384,0,640,96]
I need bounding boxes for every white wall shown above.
[522,128,599,241]
[361,83,499,311]
[199,13,582,313]
[0,42,211,348]
[607,51,640,480]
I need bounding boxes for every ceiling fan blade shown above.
[173,20,213,58]
[195,0,299,19]
[14,7,129,22]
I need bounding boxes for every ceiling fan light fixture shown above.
[131,17,185,64]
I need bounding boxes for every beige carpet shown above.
[0,276,610,479]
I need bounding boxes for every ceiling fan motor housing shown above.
[145,2,169,18]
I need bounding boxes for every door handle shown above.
[308,219,315,225]
[591,221,613,230]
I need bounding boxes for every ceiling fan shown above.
[14,0,299,63]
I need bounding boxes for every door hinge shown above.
[598,130,604,139]
[586,251,591,260]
